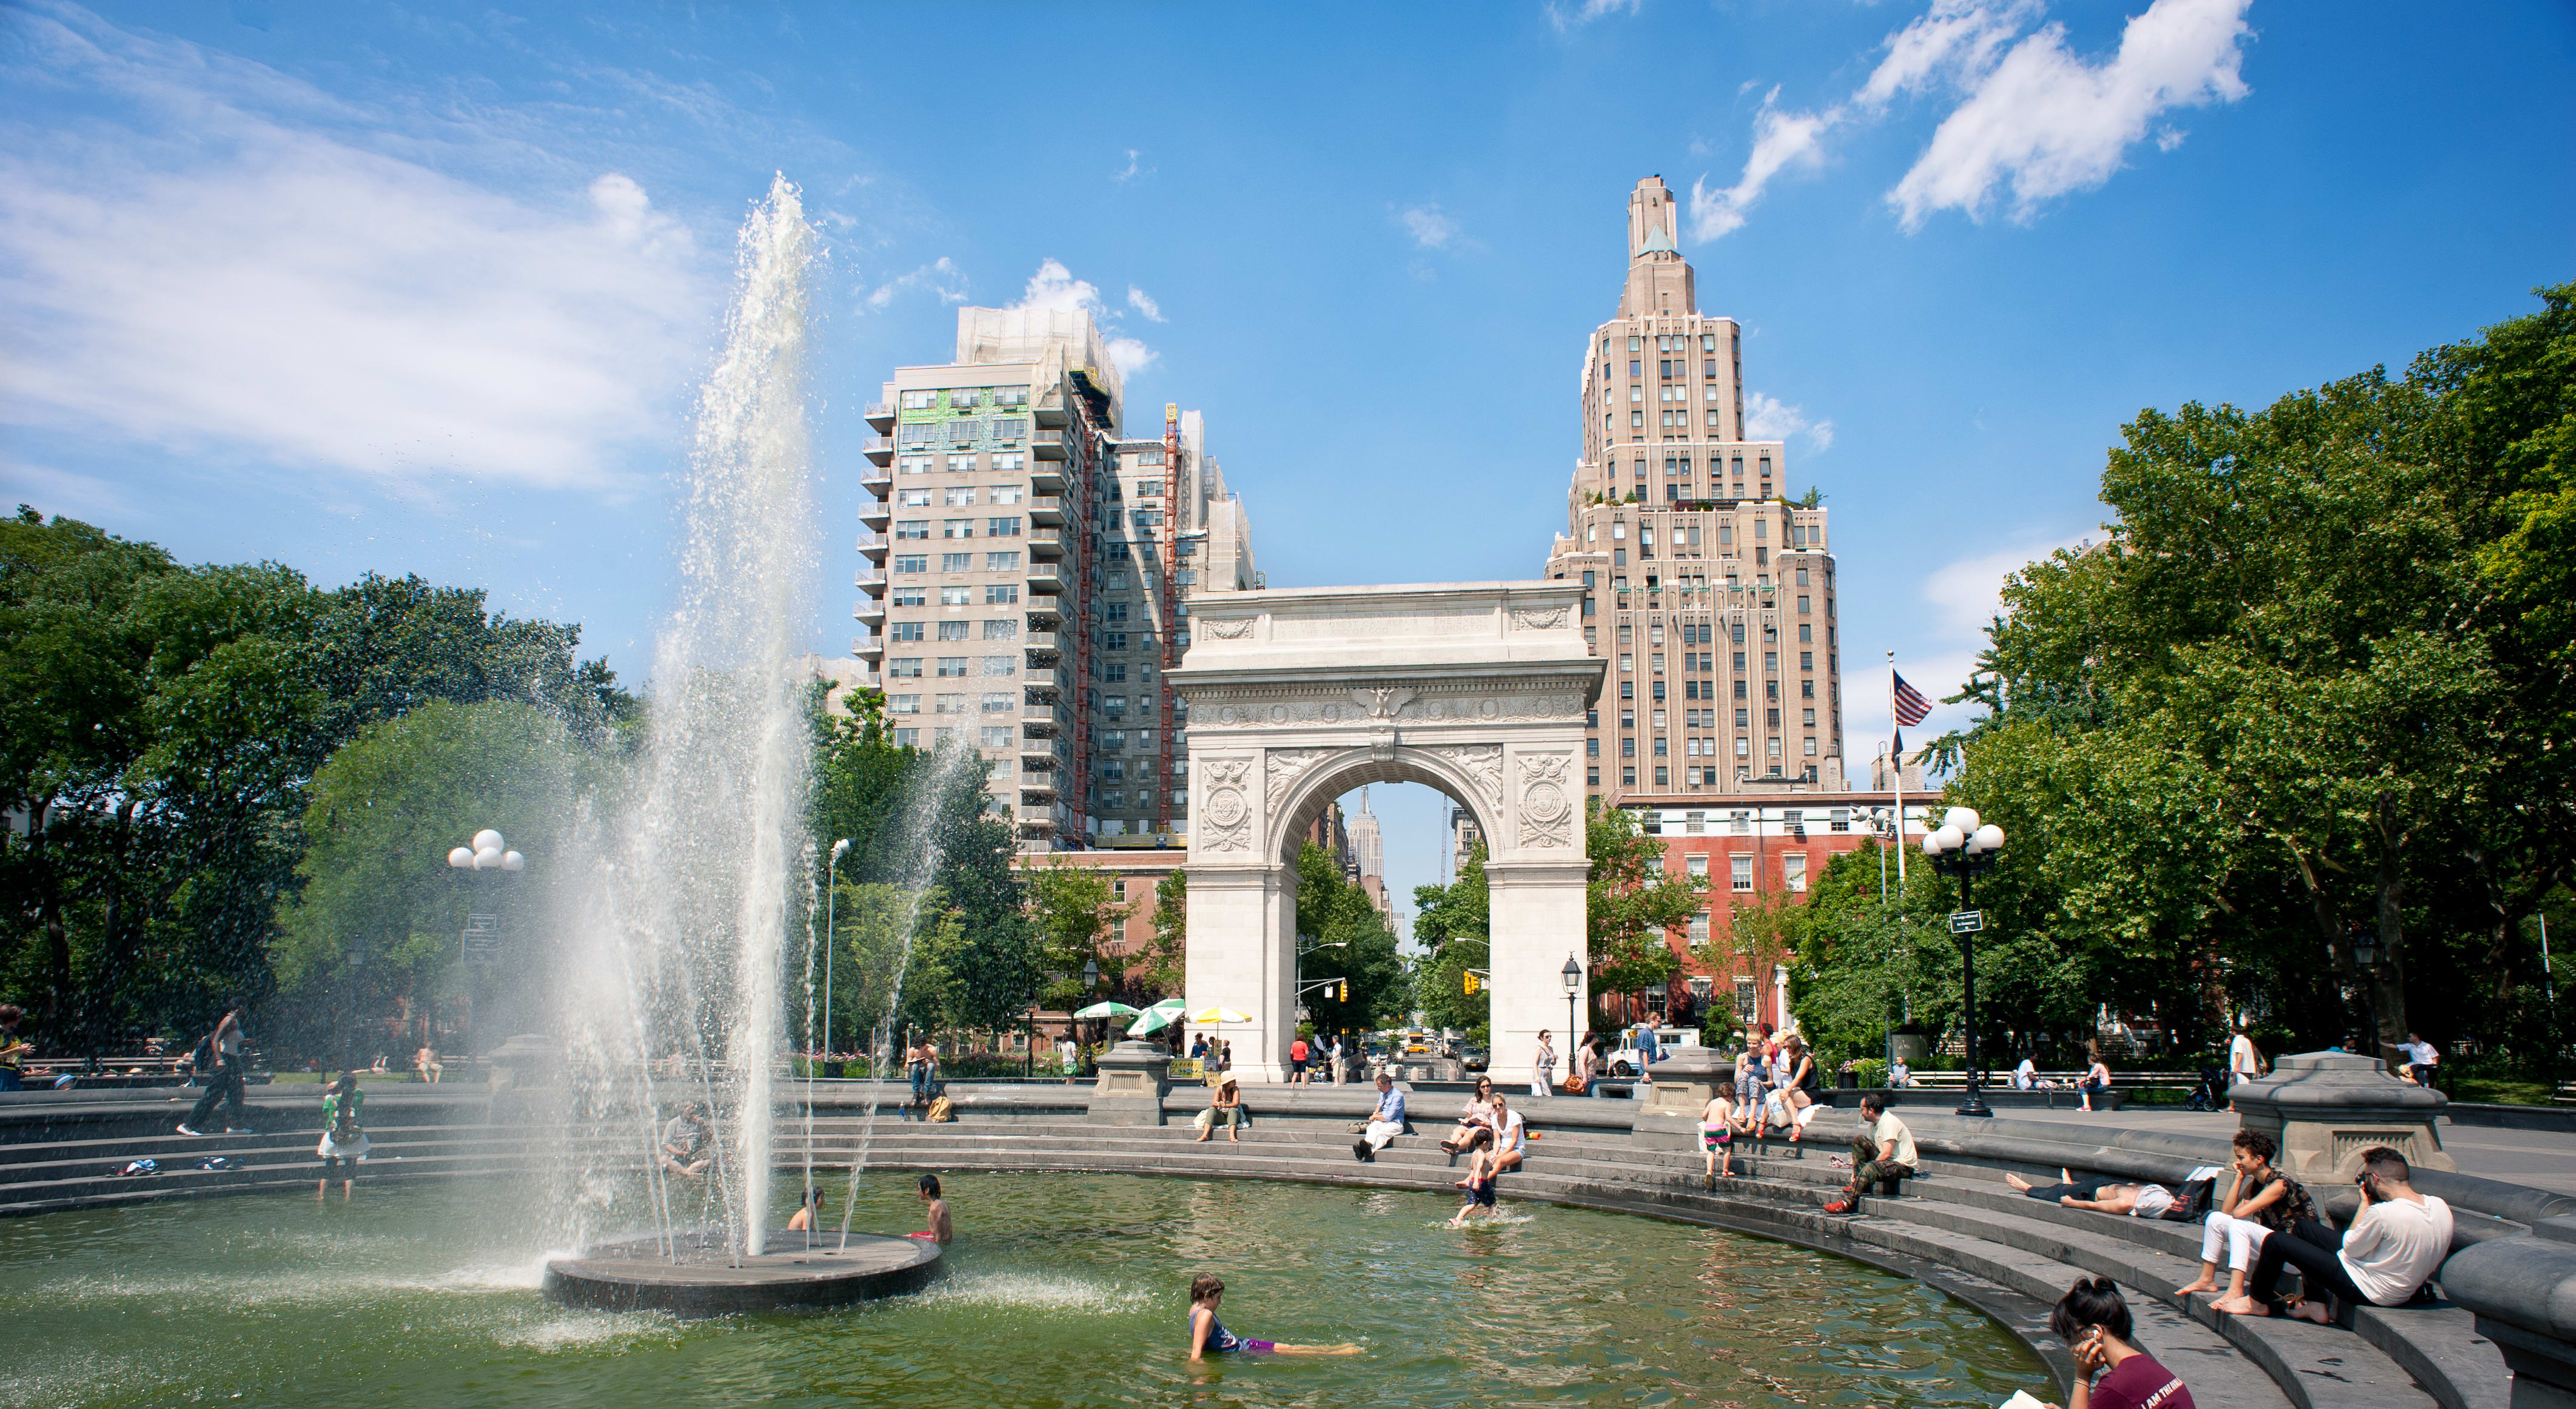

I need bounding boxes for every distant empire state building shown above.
[1542,176,1846,808]
[1349,786,1387,916]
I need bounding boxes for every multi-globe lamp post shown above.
[1919,806,2005,1119]
[442,829,523,1060]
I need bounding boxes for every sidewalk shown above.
[1987,1104,2576,1196]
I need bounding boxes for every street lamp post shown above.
[443,829,525,1064]
[1920,807,2005,1120]
[822,838,849,1075]
[1561,953,1584,1078]
[2351,927,2383,1069]
[1082,957,1101,1071]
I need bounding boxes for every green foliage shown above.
[920,756,1033,1034]
[1897,284,2576,1072]
[1024,860,1131,1009]
[1412,844,1490,1034]
[1586,799,1703,999]
[1138,868,1186,1000]
[807,881,964,1057]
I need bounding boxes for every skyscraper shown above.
[1543,177,1845,811]
[1349,786,1386,915]
[857,306,1259,850]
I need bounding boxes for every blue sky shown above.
[4,0,2570,920]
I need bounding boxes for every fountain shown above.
[537,175,941,1313]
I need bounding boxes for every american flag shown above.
[1893,671,1932,728]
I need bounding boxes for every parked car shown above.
[1457,1043,1489,1072]
[1604,1027,1703,1077]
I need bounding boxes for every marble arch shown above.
[1169,582,1605,1084]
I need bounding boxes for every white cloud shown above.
[1888,0,2253,227]
[1398,203,1461,251]
[1742,392,1836,451]
[1686,0,2250,241]
[1,456,129,520]
[1688,92,1841,241]
[1546,0,1641,33]
[861,256,967,312]
[1111,148,1151,184]
[1008,259,1158,375]
[1846,529,2095,761]
[0,5,709,491]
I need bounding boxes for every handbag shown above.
[1561,1076,1587,1094]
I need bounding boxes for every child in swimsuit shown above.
[1186,1274,1362,1359]
[1700,1089,1737,1185]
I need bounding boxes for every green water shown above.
[0,1173,2044,1408]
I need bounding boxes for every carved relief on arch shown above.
[1199,757,1255,852]
[1426,744,1503,811]
[1508,604,1569,630]
[1204,616,1258,640]
[1515,752,1576,849]
[1262,747,1334,825]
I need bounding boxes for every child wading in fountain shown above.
[1186,1274,1362,1359]
[315,1071,366,1200]
[1700,1087,1738,1185]
[787,1186,825,1232]
[907,1173,952,1244]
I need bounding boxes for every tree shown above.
[1586,800,1702,1004]
[1294,842,1406,1033]
[1137,867,1186,1000]
[1024,860,1130,1009]
[807,881,964,1064]
[1413,844,1491,1035]
[919,754,1033,1035]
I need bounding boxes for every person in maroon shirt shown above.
[2045,1277,2195,1409]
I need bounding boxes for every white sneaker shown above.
[225,1127,256,1135]
[175,1125,201,1136]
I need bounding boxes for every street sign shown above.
[1948,910,1985,935]
[461,913,501,960]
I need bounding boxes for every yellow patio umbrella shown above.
[1190,1005,1253,1061]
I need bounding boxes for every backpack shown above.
[925,1095,955,1123]
[190,1035,215,1072]
[2160,1178,2218,1221]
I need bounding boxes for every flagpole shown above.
[1890,651,1907,891]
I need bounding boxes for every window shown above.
[899,389,937,411]
[985,552,1020,571]
[888,657,922,678]
[1588,765,1601,787]
[1800,651,1813,670]
[1623,766,1637,785]
[1765,651,1778,673]
[982,692,1014,713]
[988,517,1022,537]
[1105,693,1128,715]
[1785,854,1808,892]
[1105,631,1129,651]
[1734,736,1749,758]
[1688,913,1710,944]
[933,693,964,715]
[943,486,976,506]
[937,620,970,641]
[893,727,919,747]
[985,583,1019,605]
[1802,707,1816,727]
[1655,766,1669,786]
[1104,662,1129,683]
[939,586,971,606]
[1686,854,1709,876]
[896,489,931,508]
[1620,654,1633,673]
[892,622,924,642]
[945,454,976,472]
[1622,738,1635,758]
[1797,595,1810,614]
[947,389,981,411]
[1799,624,1813,644]
[1137,480,1162,497]
[991,452,1024,474]
[941,553,973,572]
[975,725,1010,748]
[1731,855,1753,892]
[891,587,926,607]
[894,520,928,540]
[984,619,1018,639]
[937,657,967,678]
[1734,708,1749,727]
[898,454,934,476]
[990,485,1022,505]
[1586,738,1600,758]
[942,519,974,539]
[889,693,921,714]
[894,554,927,573]
[1803,736,1818,756]
[1104,602,1130,625]
[982,655,1016,676]
[1131,509,1163,528]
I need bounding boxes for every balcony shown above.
[852,637,884,664]
[862,435,895,467]
[864,401,894,432]
[1024,631,1060,663]
[1029,465,1066,494]
[1026,564,1064,594]
[1031,429,1067,461]
[1021,735,1058,764]
[860,502,891,532]
[857,533,888,564]
[1019,779,1059,804]
[1028,495,1064,526]
[1022,704,1061,735]
[1031,392,1068,428]
[1027,526,1063,558]
[856,572,887,598]
[854,601,885,630]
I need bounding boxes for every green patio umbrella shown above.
[1071,1001,1144,1020]
[1125,997,1188,1037]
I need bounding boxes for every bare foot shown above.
[1194,1134,1210,1142]
[2287,1298,2332,1325]
[2005,1172,2035,1191]
[2212,1295,2263,1317]
[2176,1277,2218,1296]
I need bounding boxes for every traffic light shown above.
[1463,971,1479,996]
[1339,980,1349,1003]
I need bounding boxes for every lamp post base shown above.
[1955,1088,1993,1118]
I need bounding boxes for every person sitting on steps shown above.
[1438,1077,1497,1156]
[1352,1074,1406,1161]
[1193,1076,1244,1142]
[1823,1094,1915,1214]
[659,1101,715,1180]
[2177,1129,2315,1304]
[2215,1146,2452,1324]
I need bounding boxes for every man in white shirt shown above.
[2394,1032,2439,1087]
[2222,1146,2453,1321]
[1825,1095,1915,1212]
[2013,1055,2038,1091]
[2228,1025,2262,1088]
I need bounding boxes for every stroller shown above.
[2185,1066,2227,1112]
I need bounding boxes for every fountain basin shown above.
[542,1228,941,1315]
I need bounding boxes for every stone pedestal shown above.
[1634,1046,1727,1149]
[1090,1040,1172,1126]
[2440,1217,2576,1409]
[483,1033,562,1089]
[2228,1050,2453,1182]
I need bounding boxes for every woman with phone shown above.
[2042,1277,2194,1409]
